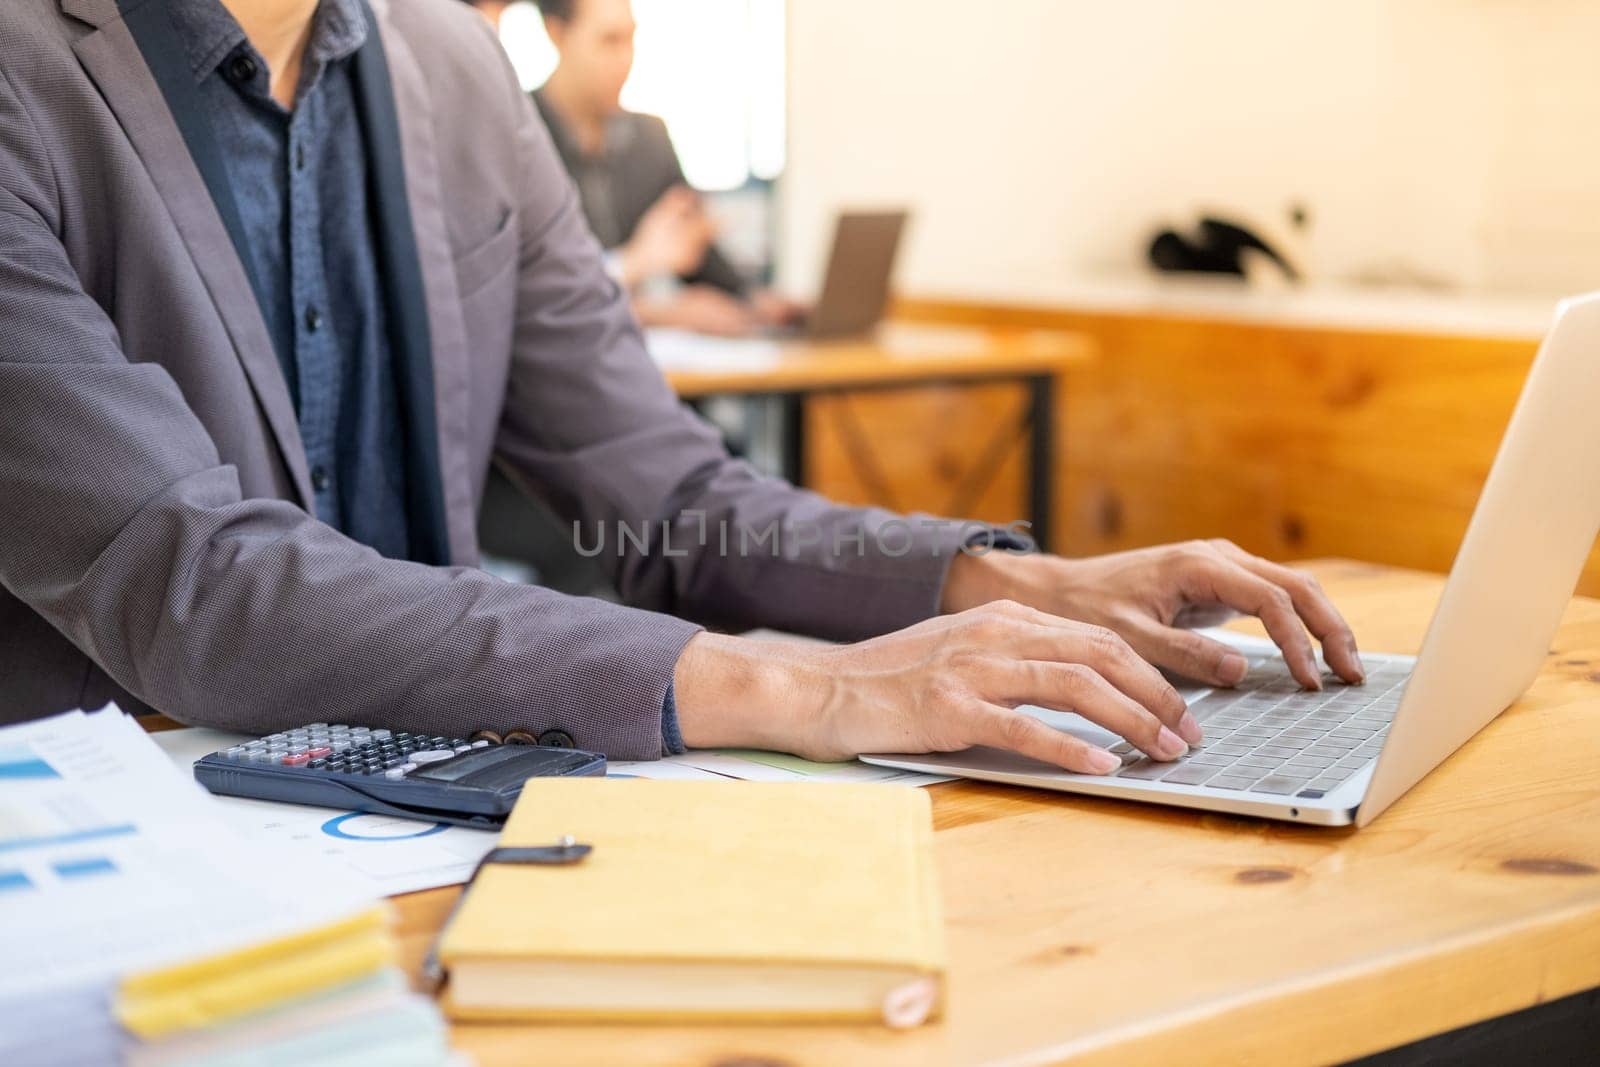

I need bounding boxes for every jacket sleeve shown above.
[491,67,982,643]
[0,72,699,759]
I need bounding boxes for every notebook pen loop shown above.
[421,835,592,993]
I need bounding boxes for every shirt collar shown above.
[166,0,368,85]
[304,0,368,69]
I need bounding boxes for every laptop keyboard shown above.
[1107,658,1410,799]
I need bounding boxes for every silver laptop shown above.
[785,210,908,340]
[864,291,1600,826]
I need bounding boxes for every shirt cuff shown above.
[661,682,686,755]
[602,249,627,287]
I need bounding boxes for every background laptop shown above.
[783,210,909,340]
[865,291,1600,827]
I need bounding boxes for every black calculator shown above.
[193,723,607,829]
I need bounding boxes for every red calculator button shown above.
[305,746,332,758]
[280,753,311,766]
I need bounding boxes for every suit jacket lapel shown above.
[361,0,476,566]
[64,0,316,509]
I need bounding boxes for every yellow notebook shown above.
[115,905,396,1039]
[439,779,946,1026]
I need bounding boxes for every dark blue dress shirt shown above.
[151,0,685,751]
[166,0,412,560]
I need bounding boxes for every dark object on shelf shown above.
[1148,216,1300,281]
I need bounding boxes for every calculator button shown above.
[371,729,392,741]
[383,766,409,779]
[410,749,454,764]
[305,746,332,758]
[470,739,490,749]
[454,744,472,754]
[305,723,329,729]
[280,753,311,766]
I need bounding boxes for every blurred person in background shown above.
[525,0,803,336]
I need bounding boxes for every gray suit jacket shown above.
[0,0,970,757]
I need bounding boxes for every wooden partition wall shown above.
[804,298,1600,597]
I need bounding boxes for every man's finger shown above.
[1182,556,1323,688]
[962,614,1190,734]
[976,659,1190,759]
[972,703,1122,775]
[1125,617,1250,689]
[1210,545,1364,683]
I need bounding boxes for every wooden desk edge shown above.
[665,327,1095,397]
[1055,894,1600,1067]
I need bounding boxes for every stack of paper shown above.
[0,708,457,1067]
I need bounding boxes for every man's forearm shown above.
[672,632,819,753]
[939,550,1030,614]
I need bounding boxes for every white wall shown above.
[778,0,1600,298]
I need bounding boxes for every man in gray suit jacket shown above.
[0,0,1363,775]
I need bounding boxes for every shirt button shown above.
[538,729,577,749]
[310,465,331,492]
[303,305,323,333]
[226,53,258,84]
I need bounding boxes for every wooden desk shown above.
[658,324,1092,552]
[391,560,1600,1066]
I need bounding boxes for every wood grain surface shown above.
[380,560,1600,1067]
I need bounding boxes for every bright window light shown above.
[496,0,785,191]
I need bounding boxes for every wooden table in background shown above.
[659,324,1093,552]
[389,560,1600,1066]
[894,295,1600,599]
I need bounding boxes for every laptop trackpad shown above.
[1014,704,1122,748]
[879,696,1213,776]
